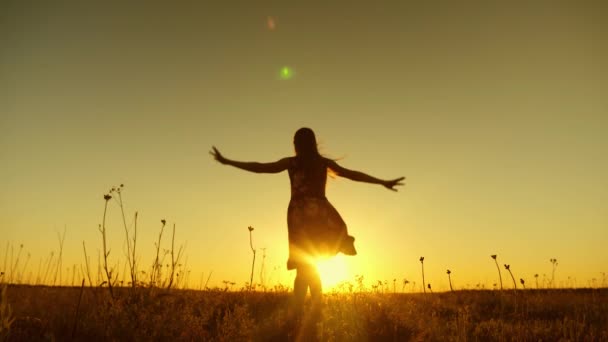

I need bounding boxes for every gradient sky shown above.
[1,2,607,290]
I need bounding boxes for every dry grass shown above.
[4,285,608,341]
[3,187,606,340]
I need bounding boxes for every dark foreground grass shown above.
[4,285,608,341]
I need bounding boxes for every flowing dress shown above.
[286,156,356,270]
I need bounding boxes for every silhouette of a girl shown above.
[210,127,404,305]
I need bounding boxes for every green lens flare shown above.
[279,66,293,80]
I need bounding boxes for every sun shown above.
[315,254,350,290]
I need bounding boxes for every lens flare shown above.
[267,16,276,30]
[279,66,294,80]
[315,254,349,290]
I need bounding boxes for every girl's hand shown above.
[209,146,228,164]
[383,177,405,191]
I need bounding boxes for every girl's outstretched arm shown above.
[210,146,289,174]
[327,159,405,191]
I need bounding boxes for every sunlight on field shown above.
[5,286,607,340]
[316,254,350,290]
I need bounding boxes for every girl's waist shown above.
[290,194,327,200]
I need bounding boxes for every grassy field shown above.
[2,284,607,341]
[5,188,605,340]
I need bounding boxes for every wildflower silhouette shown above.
[550,258,558,288]
[447,269,453,292]
[520,278,525,289]
[248,226,256,291]
[504,264,517,289]
[211,127,404,306]
[99,193,113,298]
[491,254,503,290]
[420,257,426,293]
[535,274,539,289]
[151,219,167,286]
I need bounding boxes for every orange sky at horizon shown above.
[1,2,607,291]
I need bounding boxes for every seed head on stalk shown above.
[419,257,426,293]
[504,264,517,289]
[446,269,453,292]
[491,254,503,290]
[550,258,558,288]
[248,226,256,291]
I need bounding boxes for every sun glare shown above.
[316,254,350,290]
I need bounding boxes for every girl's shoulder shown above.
[289,156,331,165]
[287,156,330,173]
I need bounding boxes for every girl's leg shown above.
[307,265,322,302]
[293,267,309,308]
[294,264,323,304]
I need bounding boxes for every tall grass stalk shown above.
[151,219,166,287]
[131,211,138,287]
[204,271,213,290]
[504,264,517,289]
[54,227,66,286]
[41,252,55,285]
[97,250,102,286]
[181,256,190,289]
[198,272,205,290]
[550,258,558,288]
[71,279,85,339]
[71,264,76,286]
[100,194,114,298]
[9,244,24,284]
[447,269,453,292]
[9,247,13,283]
[121,260,128,286]
[174,255,190,289]
[35,258,42,285]
[176,255,190,289]
[6,246,12,284]
[9,244,23,283]
[19,253,31,284]
[491,255,503,290]
[259,248,266,290]
[111,260,120,288]
[2,242,8,281]
[248,226,256,291]
[419,257,425,293]
[167,223,184,289]
[82,241,94,287]
[112,185,137,288]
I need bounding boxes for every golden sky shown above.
[1,2,607,290]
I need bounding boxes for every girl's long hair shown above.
[293,127,339,178]
[293,127,320,161]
